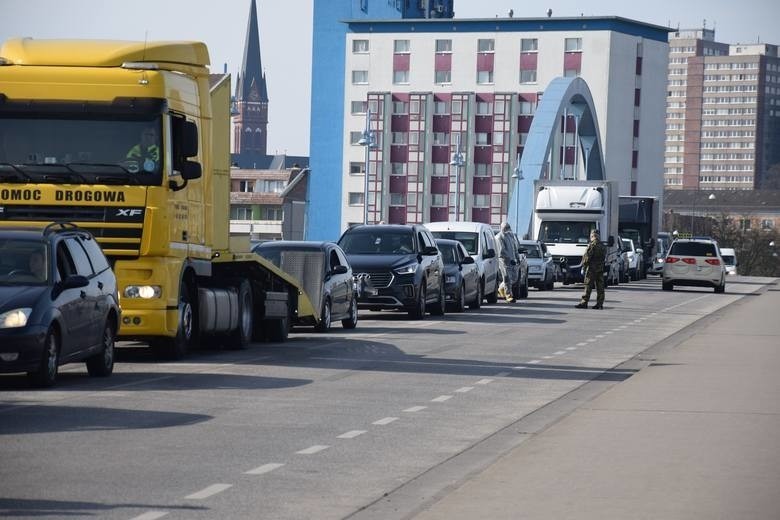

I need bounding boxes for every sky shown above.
[2,0,778,156]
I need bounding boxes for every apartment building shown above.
[664,29,780,190]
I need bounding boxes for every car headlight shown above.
[123,285,163,299]
[445,275,457,283]
[393,263,417,275]
[0,308,32,329]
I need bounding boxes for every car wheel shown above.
[485,278,498,304]
[714,282,726,294]
[28,326,59,388]
[546,274,555,291]
[315,298,332,332]
[227,280,253,349]
[662,280,673,291]
[430,282,446,316]
[408,284,426,320]
[469,282,482,309]
[341,295,358,329]
[454,283,466,313]
[519,278,529,299]
[86,320,115,377]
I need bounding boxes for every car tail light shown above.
[682,258,697,265]
[705,258,721,265]
[666,256,680,264]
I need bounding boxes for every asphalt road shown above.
[0,275,772,520]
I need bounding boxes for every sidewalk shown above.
[416,283,780,520]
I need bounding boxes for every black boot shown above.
[574,302,587,309]
[592,304,603,309]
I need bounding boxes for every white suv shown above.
[662,239,726,293]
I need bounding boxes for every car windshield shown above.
[622,239,633,251]
[669,242,718,257]
[538,221,594,243]
[721,255,736,265]
[0,239,49,285]
[523,245,542,258]
[340,230,414,255]
[429,231,478,255]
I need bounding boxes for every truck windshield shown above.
[538,221,594,244]
[0,116,163,186]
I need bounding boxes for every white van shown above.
[425,221,500,303]
[719,247,738,275]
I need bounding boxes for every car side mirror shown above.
[461,256,475,265]
[331,265,348,275]
[544,252,552,258]
[636,248,644,254]
[517,247,527,255]
[62,275,89,289]
[484,248,496,259]
[423,246,439,256]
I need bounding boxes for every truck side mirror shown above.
[182,121,199,158]
[181,160,202,180]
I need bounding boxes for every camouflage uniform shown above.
[495,223,519,302]
[578,236,606,308]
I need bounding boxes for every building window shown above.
[348,192,365,206]
[352,70,368,84]
[761,219,774,230]
[265,207,283,220]
[434,101,449,114]
[478,39,495,52]
[521,39,538,52]
[393,70,409,84]
[475,163,490,177]
[350,162,365,175]
[739,218,751,230]
[230,205,252,220]
[473,194,490,207]
[261,180,286,193]
[476,101,492,115]
[391,132,407,145]
[350,131,363,145]
[475,133,491,145]
[432,163,448,176]
[519,101,534,115]
[351,100,367,114]
[409,132,420,146]
[389,193,405,206]
[352,40,369,53]
[391,162,407,175]
[238,180,253,193]
[394,39,410,53]
[435,70,451,84]
[392,101,408,114]
[431,193,448,206]
[564,68,579,77]
[565,38,582,51]
[435,39,452,53]
[433,132,449,145]
[520,69,537,83]
[477,70,494,84]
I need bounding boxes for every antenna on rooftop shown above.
[546,8,552,17]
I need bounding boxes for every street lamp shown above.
[449,132,465,221]
[511,152,523,232]
[690,192,716,236]
[358,109,376,225]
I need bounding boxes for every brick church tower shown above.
[232,0,269,158]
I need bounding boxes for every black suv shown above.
[0,224,120,387]
[338,224,445,319]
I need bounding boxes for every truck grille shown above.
[563,255,584,268]
[359,271,393,289]
[0,204,144,258]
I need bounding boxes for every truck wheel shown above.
[28,326,59,388]
[227,280,253,349]
[315,298,332,332]
[266,315,289,342]
[86,320,115,376]
[152,279,196,360]
[341,295,358,329]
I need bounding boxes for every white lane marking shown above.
[513,366,527,370]
[475,378,494,385]
[130,512,169,520]
[650,312,658,316]
[605,331,614,334]
[633,319,642,323]
[619,325,628,329]
[586,338,597,343]
[542,355,553,359]
[185,484,232,500]
[565,347,577,351]
[373,417,399,425]
[611,328,622,332]
[245,463,285,475]
[496,371,512,377]
[595,334,605,338]
[554,350,566,355]
[577,342,588,346]
[296,445,330,455]
[431,395,453,402]
[455,386,474,393]
[528,360,542,365]
[403,406,427,412]
[338,430,367,439]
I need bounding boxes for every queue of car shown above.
[1,221,733,388]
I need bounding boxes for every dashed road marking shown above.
[565,347,577,351]
[586,338,597,343]
[542,355,553,359]
[496,371,512,377]
[403,406,427,413]
[373,417,399,425]
[528,360,541,365]
[338,430,367,439]
[245,463,285,475]
[577,342,588,346]
[455,386,474,393]
[475,378,494,385]
[431,395,453,402]
[605,331,614,334]
[185,484,232,500]
[296,445,330,455]
[595,334,605,338]
[554,350,566,355]
[130,512,169,520]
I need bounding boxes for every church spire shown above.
[237,0,268,103]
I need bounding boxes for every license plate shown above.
[697,266,702,271]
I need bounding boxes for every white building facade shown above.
[339,17,670,229]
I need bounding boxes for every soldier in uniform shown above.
[575,229,606,309]
[495,221,519,303]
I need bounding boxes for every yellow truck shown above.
[0,38,316,358]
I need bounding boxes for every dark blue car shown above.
[0,224,120,387]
